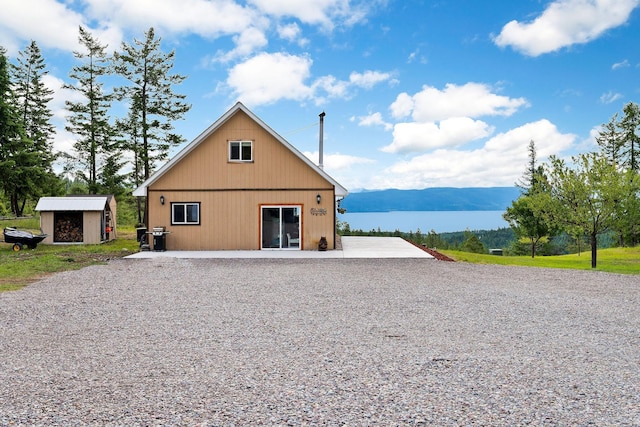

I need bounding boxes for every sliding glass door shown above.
[261,206,301,249]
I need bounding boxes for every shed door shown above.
[261,206,300,250]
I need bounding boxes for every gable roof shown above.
[35,196,108,211]
[132,102,348,197]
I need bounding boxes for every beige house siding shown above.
[152,111,332,191]
[147,189,336,250]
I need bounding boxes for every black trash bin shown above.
[152,227,169,251]
[136,227,147,242]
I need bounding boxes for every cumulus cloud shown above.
[303,151,375,170]
[370,120,576,189]
[227,52,392,106]
[494,0,640,56]
[277,22,309,46]
[349,71,392,89]
[227,52,314,105]
[247,0,366,29]
[84,0,258,37]
[1,0,367,60]
[390,83,528,122]
[382,118,494,153]
[383,83,529,154]
[354,112,393,131]
[0,0,100,53]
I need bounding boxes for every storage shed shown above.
[35,195,117,244]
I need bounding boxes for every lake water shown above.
[337,210,509,233]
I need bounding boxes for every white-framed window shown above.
[229,140,253,162]
[171,202,200,225]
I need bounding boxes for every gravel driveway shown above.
[1,258,639,425]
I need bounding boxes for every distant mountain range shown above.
[340,187,521,212]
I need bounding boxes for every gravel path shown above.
[1,258,639,425]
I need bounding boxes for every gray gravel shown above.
[1,257,639,425]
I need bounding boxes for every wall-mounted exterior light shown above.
[316,194,321,204]
[160,195,165,205]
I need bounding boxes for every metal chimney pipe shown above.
[319,111,325,170]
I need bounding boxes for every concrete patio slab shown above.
[125,236,434,259]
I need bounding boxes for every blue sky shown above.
[1,0,639,191]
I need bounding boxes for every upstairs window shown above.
[229,140,253,162]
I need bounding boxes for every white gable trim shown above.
[132,102,348,197]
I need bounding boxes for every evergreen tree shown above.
[460,230,486,254]
[596,113,624,164]
[0,47,44,216]
[619,102,640,171]
[12,40,61,197]
[113,27,191,183]
[504,140,557,257]
[65,26,114,194]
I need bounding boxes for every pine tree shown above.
[113,27,191,182]
[596,113,624,164]
[504,140,557,257]
[65,26,114,194]
[0,47,44,216]
[12,40,61,196]
[620,102,640,171]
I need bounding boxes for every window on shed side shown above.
[229,140,253,162]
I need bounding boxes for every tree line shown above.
[0,27,190,222]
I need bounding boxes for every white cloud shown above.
[85,0,259,37]
[383,83,529,154]
[303,150,375,170]
[390,83,529,122]
[600,91,623,104]
[383,118,494,153]
[355,112,393,131]
[494,0,640,56]
[277,22,309,46]
[370,120,576,189]
[0,0,89,53]
[214,27,269,62]
[227,52,314,105]
[247,0,364,29]
[227,52,392,106]
[349,71,392,89]
[612,59,631,70]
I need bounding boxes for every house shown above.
[132,102,348,251]
[35,195,117,244]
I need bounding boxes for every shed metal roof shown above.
[35,197,108,212]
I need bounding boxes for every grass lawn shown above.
[1,218,139,292]
[441,246,640,274]
[2,217,638,293]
